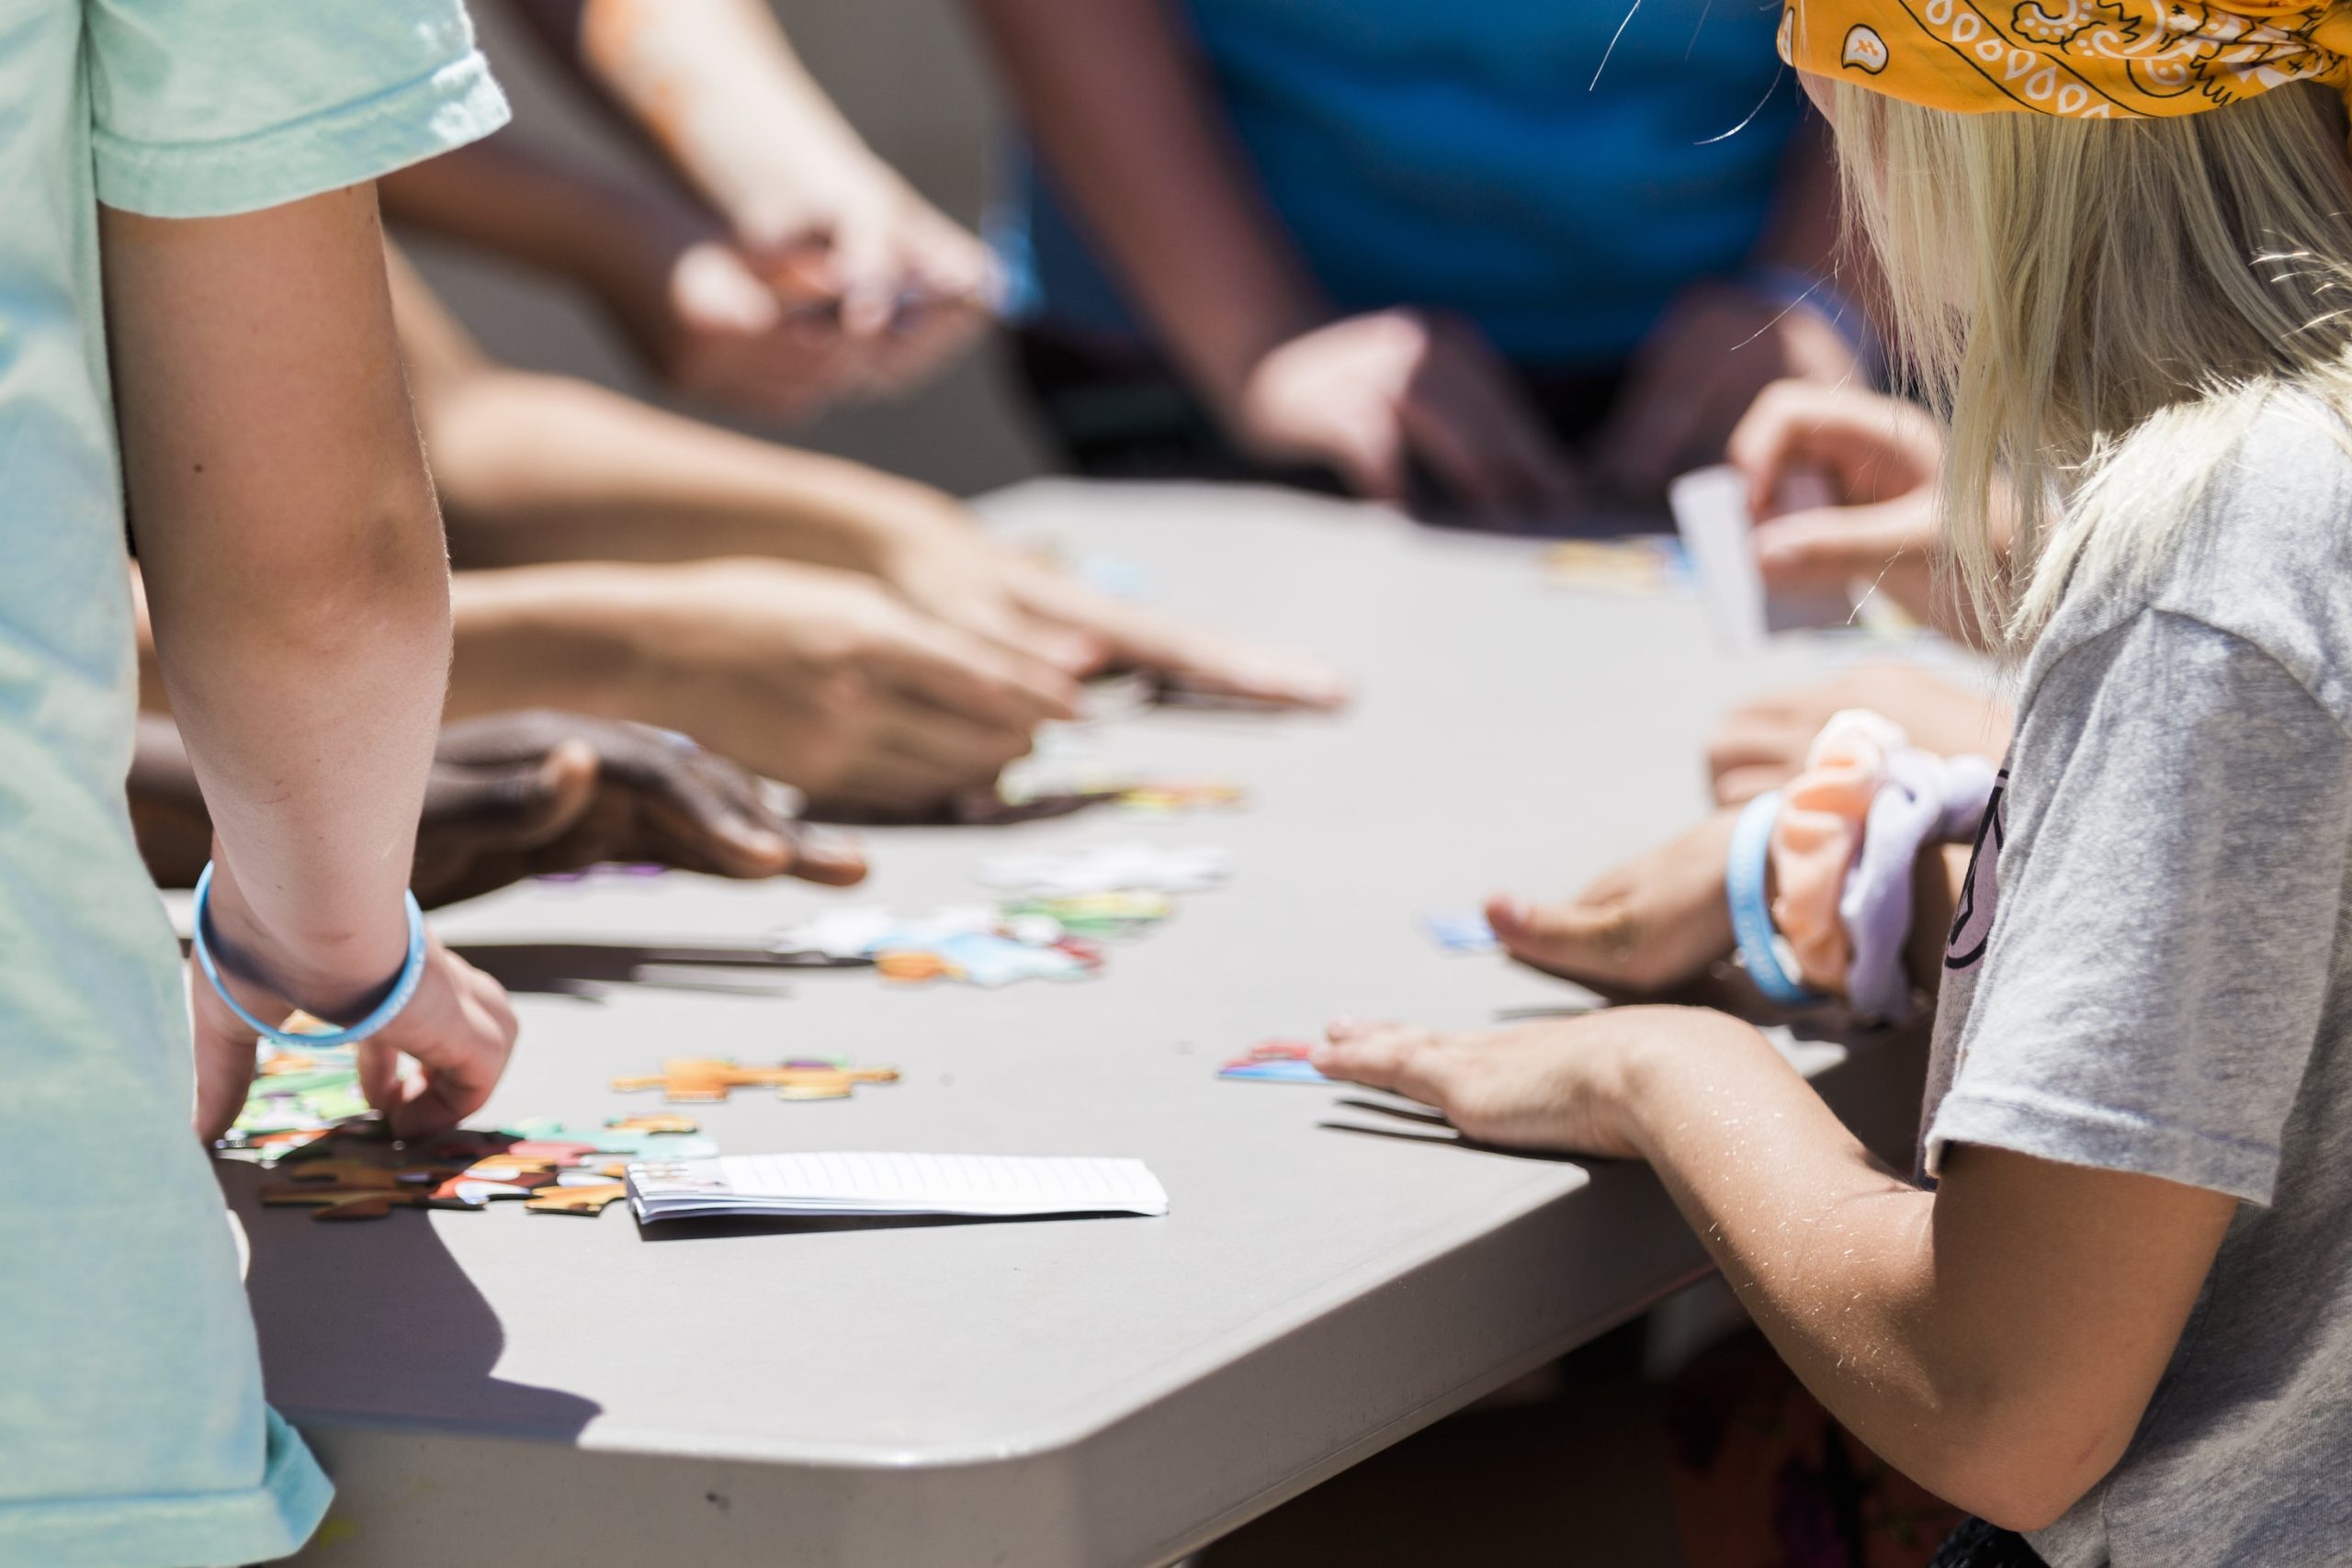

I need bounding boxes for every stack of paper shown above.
[1669,465,1854,650]
[627,1152,1170,1224]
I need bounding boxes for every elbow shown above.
[268,496,452,657]
[1917,1411,2135,1536]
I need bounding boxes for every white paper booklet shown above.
[627,1152,1170,1224]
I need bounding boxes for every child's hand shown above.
[414,713,868,906]
[350,940,518,1139]
[859,493,1350,711]
[619,560,1079,818]
[191,936,517,1145]
[1230,310,1579,517]
[1725,380,1955,634]
[1483,809,1740,995]
[998,559,1352,712]
[1314,1010,1733,1158]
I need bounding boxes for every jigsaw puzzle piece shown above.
[524,1182,628,1215]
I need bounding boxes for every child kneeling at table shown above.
[1321,6,2352,1564]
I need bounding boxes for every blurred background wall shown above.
[401,1,1052,498]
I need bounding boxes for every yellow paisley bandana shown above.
[1778,1,2352,118]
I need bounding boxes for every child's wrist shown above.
[199,854,413,1025]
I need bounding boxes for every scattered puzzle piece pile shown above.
[612,1056,900,1104]
[992,678,1246,818]
[220,1041,371,1163]
[766,846,1225,988]
[255,1116,717,1221]
[770,906,1106,987]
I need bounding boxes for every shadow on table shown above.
[635,1211,1155,1242]
[1317,1098,1590,1161]
[452,940,866,999]
[216,1159,603,1443]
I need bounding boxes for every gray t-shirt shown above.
[1925,400,2352,1566]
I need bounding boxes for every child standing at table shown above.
[1318,5,2352,1564]
[1,3,519,1562]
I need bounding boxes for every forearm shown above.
[108,191,447,1003]
[569,0,883,240]
[445,562,660,721]
[967,0,1326,403]
[1619,1015,2110,1523]
[379,138,692,312]
[426,368,947,573]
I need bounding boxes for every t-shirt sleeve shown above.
[85,0,510,219]
[1928,609,2352,1205]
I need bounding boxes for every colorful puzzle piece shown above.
[611,1057,900,1104]
[772,906,1102,988]
[524,1182,629,1216]
[1542,537,1690,598]
[1422,910,1499,954]
[1218,1042,1336,1086]
[219,1042,371,1160]
[999,891,1173,941]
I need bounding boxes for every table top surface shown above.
[225,479,1941,1481]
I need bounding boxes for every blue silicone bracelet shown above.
[192,862,427,1049]
[1725,791,1825,1008]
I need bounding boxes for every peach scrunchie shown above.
[1769,709,1908,992]
[1779,1,2352,121]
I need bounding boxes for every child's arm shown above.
[392,250,1347,712]
[447,0,989,412]
[1317,1010,2236,1531]
[1483,806,1968,1005]
[110,186,444,1002]
[107,186,514,1137]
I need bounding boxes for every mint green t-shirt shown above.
[0,6,505,1563]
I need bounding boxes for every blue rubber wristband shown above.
[192,862,428,1049]
[1726,791,1825,1008]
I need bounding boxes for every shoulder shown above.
[2029,398,2352,729]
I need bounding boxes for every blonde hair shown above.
[1830,79,2352,649]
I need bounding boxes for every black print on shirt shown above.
[1945,769,2008,973]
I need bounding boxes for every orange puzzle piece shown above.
[611,1057,899,1104]
[525,1182,630,1215]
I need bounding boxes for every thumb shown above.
[424,740,600,852]
[190,998,261,1145]
[671,242,786,336]
[826,218,902,339]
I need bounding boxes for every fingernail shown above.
[798,825,860,859]
[736,828,790,861]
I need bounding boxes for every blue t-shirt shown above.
[994,0,1802,367]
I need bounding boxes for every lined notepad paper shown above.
[627,1153,1170,1224]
